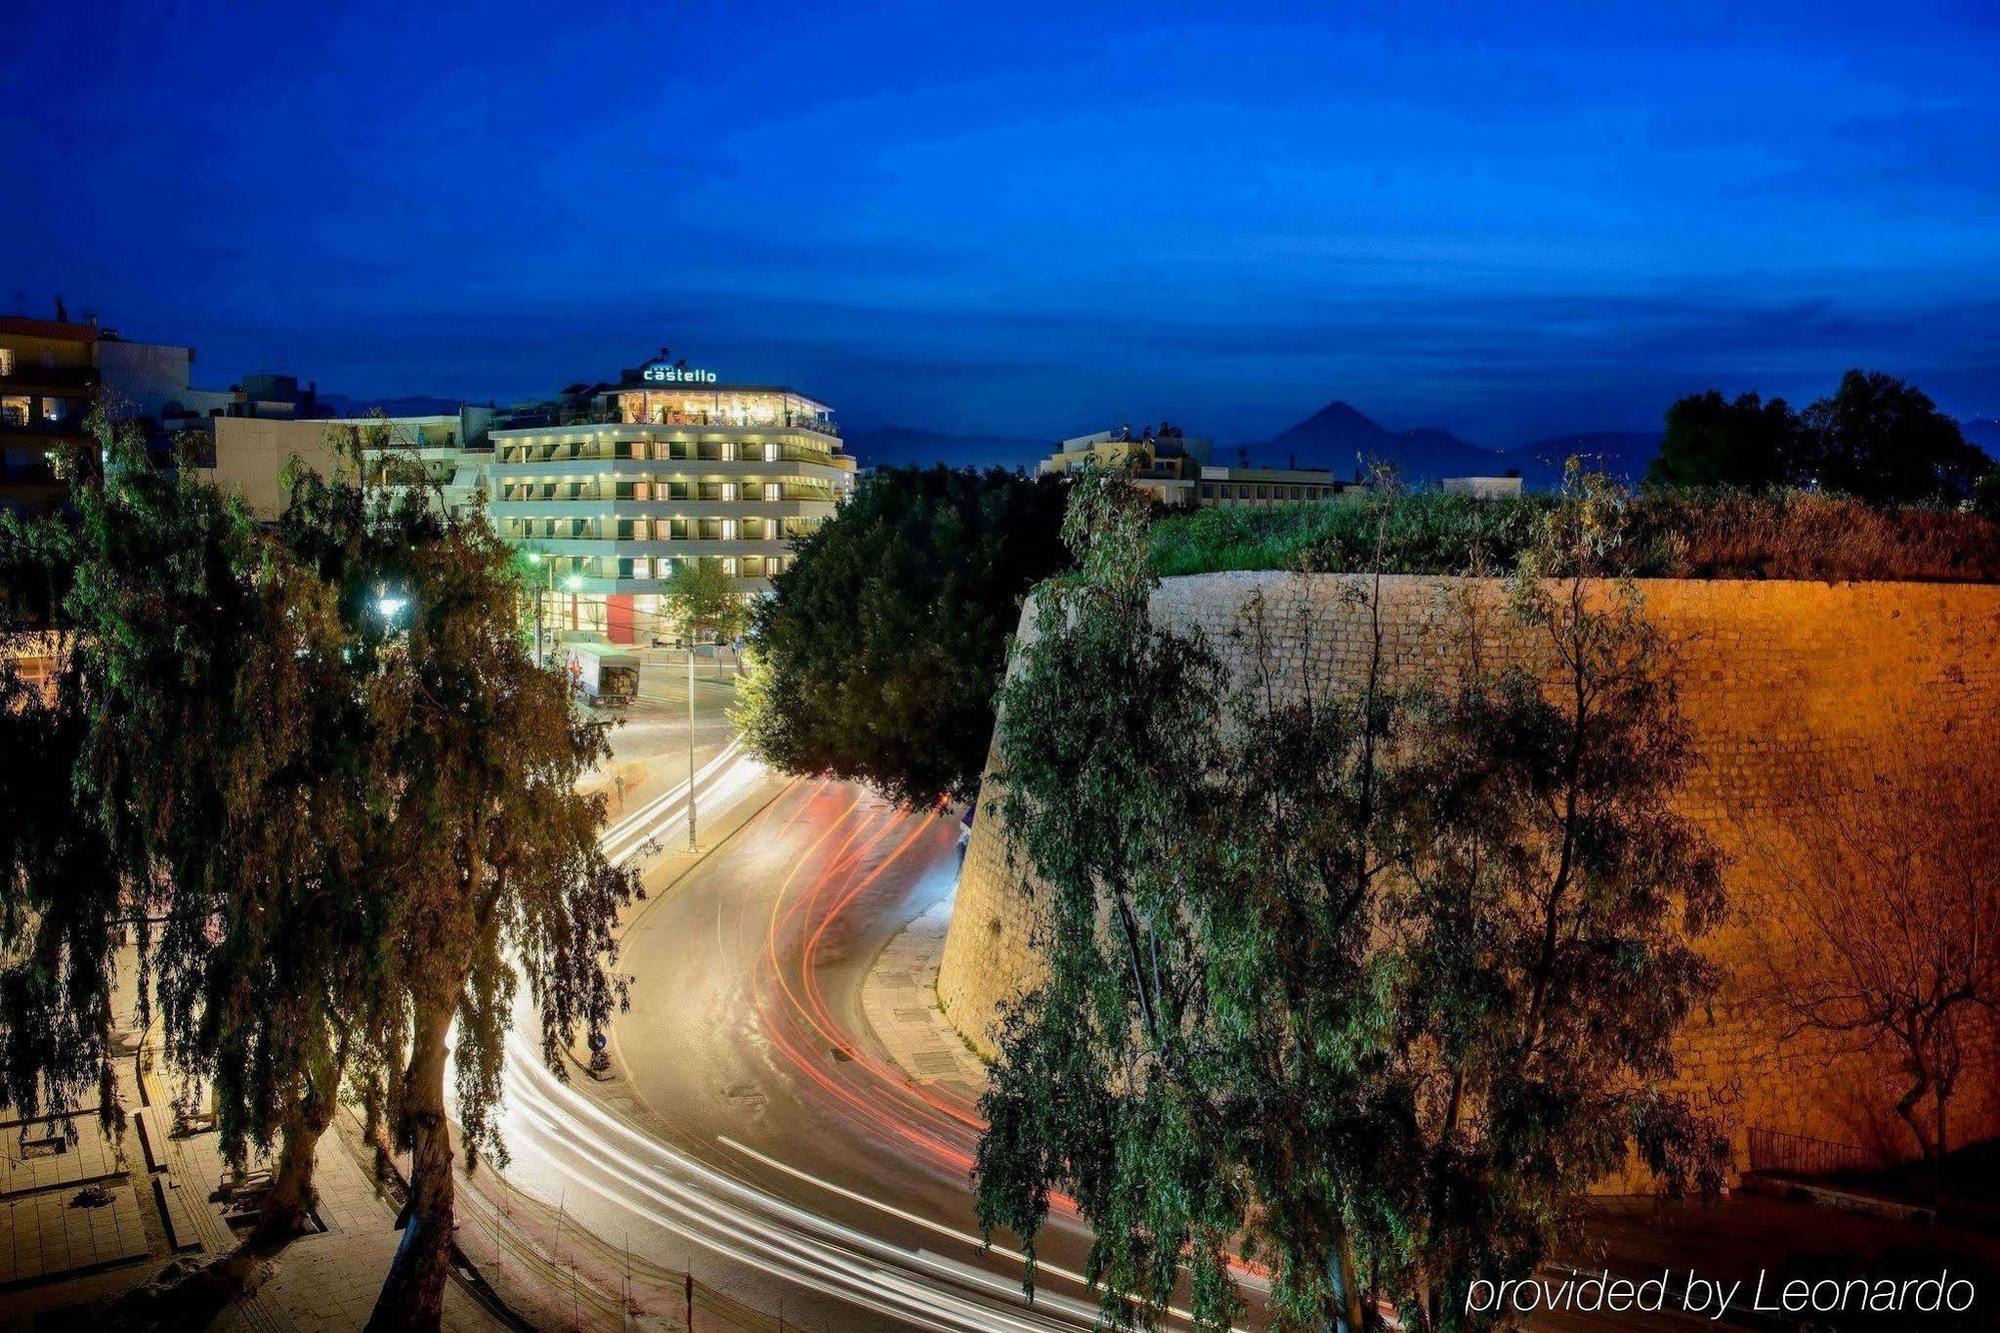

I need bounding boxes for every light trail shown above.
[488,753,1120,1328]
[498,1031,1094,1331]
[597,735,746,866]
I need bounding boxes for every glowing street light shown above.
[376,594,409,622]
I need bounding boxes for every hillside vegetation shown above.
[1150,489,2000,583]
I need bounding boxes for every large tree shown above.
[0,496,123,1133]
[736,465,1070,808]
[662,554,747,642]
[1797,369,1990,505]
[974,468,1726,1331]
[1646,389,1802,490]
[59,415,380,1252]
[315,482,635,1331]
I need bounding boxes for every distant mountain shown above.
[844,405,1668,489]
[1241,400,1510,484]
[1959,417,2000,455]
[843,425,1047,472]
[1502,431,1663,487]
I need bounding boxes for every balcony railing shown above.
[496,486,841,505]
[502,407,839,435]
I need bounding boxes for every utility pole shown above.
[686,641,698,851]
[529,552,554,666]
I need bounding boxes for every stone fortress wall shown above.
[936,572,2000,1178]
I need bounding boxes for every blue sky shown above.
[5,1,1997,445]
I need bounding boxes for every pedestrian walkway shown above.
[208,1113,503,1333]
[857,895,989,1105]
[0,973,510,1331]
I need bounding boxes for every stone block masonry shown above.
[936,572,2000,1181]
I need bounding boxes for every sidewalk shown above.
[856,895,988,1105]
[0,993,507,1331]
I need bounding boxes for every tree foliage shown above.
[662,554,746,641]
[3,409,636,1330]
[1647,371,1989,505]
[974,468,1727,1331]
[1647,389,1801,490]
[1797,369,1989,506]
[737,465,1071,808]
[315,479,636,1331]
[0,492,122,1131]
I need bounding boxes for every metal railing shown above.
[1746,1127,1871,1179]
[502,407,839,435]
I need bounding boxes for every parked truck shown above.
[560,641,640,709]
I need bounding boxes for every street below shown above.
[490,685,1139,1330]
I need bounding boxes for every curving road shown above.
[492,701,1160,1329]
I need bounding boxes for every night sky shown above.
[7,2,1998,446]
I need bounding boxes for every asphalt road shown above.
[496,767,1132,1330]
[486,673,1146,1330]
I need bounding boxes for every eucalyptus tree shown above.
[0,497,123,1132]
[59,416,378,1246]
[975,467,1726,1331]
[1351,471,1729,1329]
[305,484,636,1332]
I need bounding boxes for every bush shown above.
[1150,491,1549,577]
[1149,489,2000,583]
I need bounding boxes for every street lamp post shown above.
[687,639,697,852]
[528,552,554,665]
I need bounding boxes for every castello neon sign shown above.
[642,364,718,384]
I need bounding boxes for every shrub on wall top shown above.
[1149,488,2000,584]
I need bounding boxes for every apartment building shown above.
[197,406,498,520]
[1198,464,1357,507]
[0,311,203,512]
[1037,424,1211,505]
[487,356,854,645]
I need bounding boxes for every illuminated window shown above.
[0,349,13,376]
[0,396,28,427]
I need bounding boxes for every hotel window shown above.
[669,517,689,540]
[1,397,28,428]
[740,556,765,577]
[698,441,731,462]
[764,482,782,501]
[669,440,693,460]
[698,517,723,540]
[763,442,781,462]
[740,518,766,539]
[0,349,12,376]
[667,480,691,500]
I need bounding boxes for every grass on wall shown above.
[1149,489,2000,583]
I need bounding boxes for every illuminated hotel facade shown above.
[487,357,854,645]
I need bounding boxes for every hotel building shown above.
[487,357,854,645]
